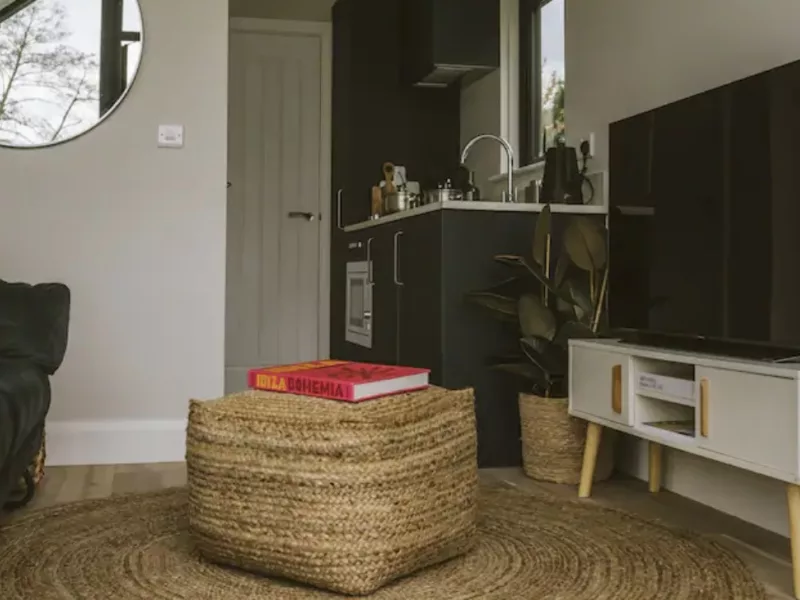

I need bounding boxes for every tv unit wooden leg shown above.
[578,422,603,499]
[788,484,800,599]
[649,442,663,494]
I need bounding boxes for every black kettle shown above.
[540,142,583,205]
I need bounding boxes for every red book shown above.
[247,360,430,402]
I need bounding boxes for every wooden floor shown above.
[18,464,794,599]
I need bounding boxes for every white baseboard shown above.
[618,435,790,537]
[45,419,187,466]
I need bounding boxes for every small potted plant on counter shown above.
[466,206,614,484]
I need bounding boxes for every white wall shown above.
[230,0,334,21]
[460,71,504,194]
[0,0,229,465]
[566,0,800,172]
[459,0,518,198]
[566,0,800,536]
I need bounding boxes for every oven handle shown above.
[393,231,404,286]
[366,237,374,285]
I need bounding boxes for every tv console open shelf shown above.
[569,338,800,599]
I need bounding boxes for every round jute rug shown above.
[0,485,765,600]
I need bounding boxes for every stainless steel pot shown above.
[383,191,421,214]
[424,188,463,204]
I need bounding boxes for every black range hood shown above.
[403,0,500,88]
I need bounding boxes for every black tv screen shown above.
[608,58,800,350]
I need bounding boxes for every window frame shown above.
[519,0,564,166]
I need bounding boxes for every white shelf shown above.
[638,423,697,447]
[343,200,608,232]
[636,388,696,407]
[569,339,800,484]
[571,338,800,379]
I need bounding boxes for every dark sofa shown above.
[0,280,70,511]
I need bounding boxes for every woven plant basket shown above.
[519,394,614,485]
[186,386,479,596]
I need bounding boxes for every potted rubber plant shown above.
[466,205,614,484]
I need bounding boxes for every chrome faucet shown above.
[460,134,516,203]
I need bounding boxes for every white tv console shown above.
[568,338,800,598]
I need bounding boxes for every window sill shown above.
[487,161,608,213]
[487,159,546,185]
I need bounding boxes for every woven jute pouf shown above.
[519,394,614,485]
[186,387,479,596]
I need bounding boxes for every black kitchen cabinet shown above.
[402,0,500,88]
[329,232,348,360]
[396,212,444,382]
[330,0,461,231]
[329,0,515,468]
[335,212,445,379]
[368,223,402,366]
[330,209,601,468]
[331,0,360,230]
[330,0,461,368]
[333,226,397,366]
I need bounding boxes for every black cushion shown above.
[0,359,50,475]
[0,358,50,509]
[0,280,70,375]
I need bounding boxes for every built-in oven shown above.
[345,254,373,348]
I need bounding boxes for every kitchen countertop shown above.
[342,200,608,232]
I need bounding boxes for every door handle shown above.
[366,237,374,286]
[288,211,316,221]
[337,189,344,230]
[394,231,404,286]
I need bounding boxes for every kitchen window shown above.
[519,0,566,164]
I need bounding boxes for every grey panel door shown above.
[226,29,323,392]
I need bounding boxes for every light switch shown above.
[158,124,184,148]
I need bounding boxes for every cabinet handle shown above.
[699,378,709,437]
[288,211,315,221]
[337,189,344,231]
[611,364,622,414]
[393,231,404,286]
[366,237,374,286]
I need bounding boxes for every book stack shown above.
[248,360,430,403]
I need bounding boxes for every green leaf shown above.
[565,278,593,321]
[564,217,607,272]
[465,292,518,319]
[487,355,546,382]
[553,321,598,348]
[518,293,557,340]
[553,253,570,289]
[465,291,519,322]
[495,254,574,306]
[521,337,568,378]
[520,336,549,355]
[532,204,552,268]
[478,276,531,301]
[556,297,577,320]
